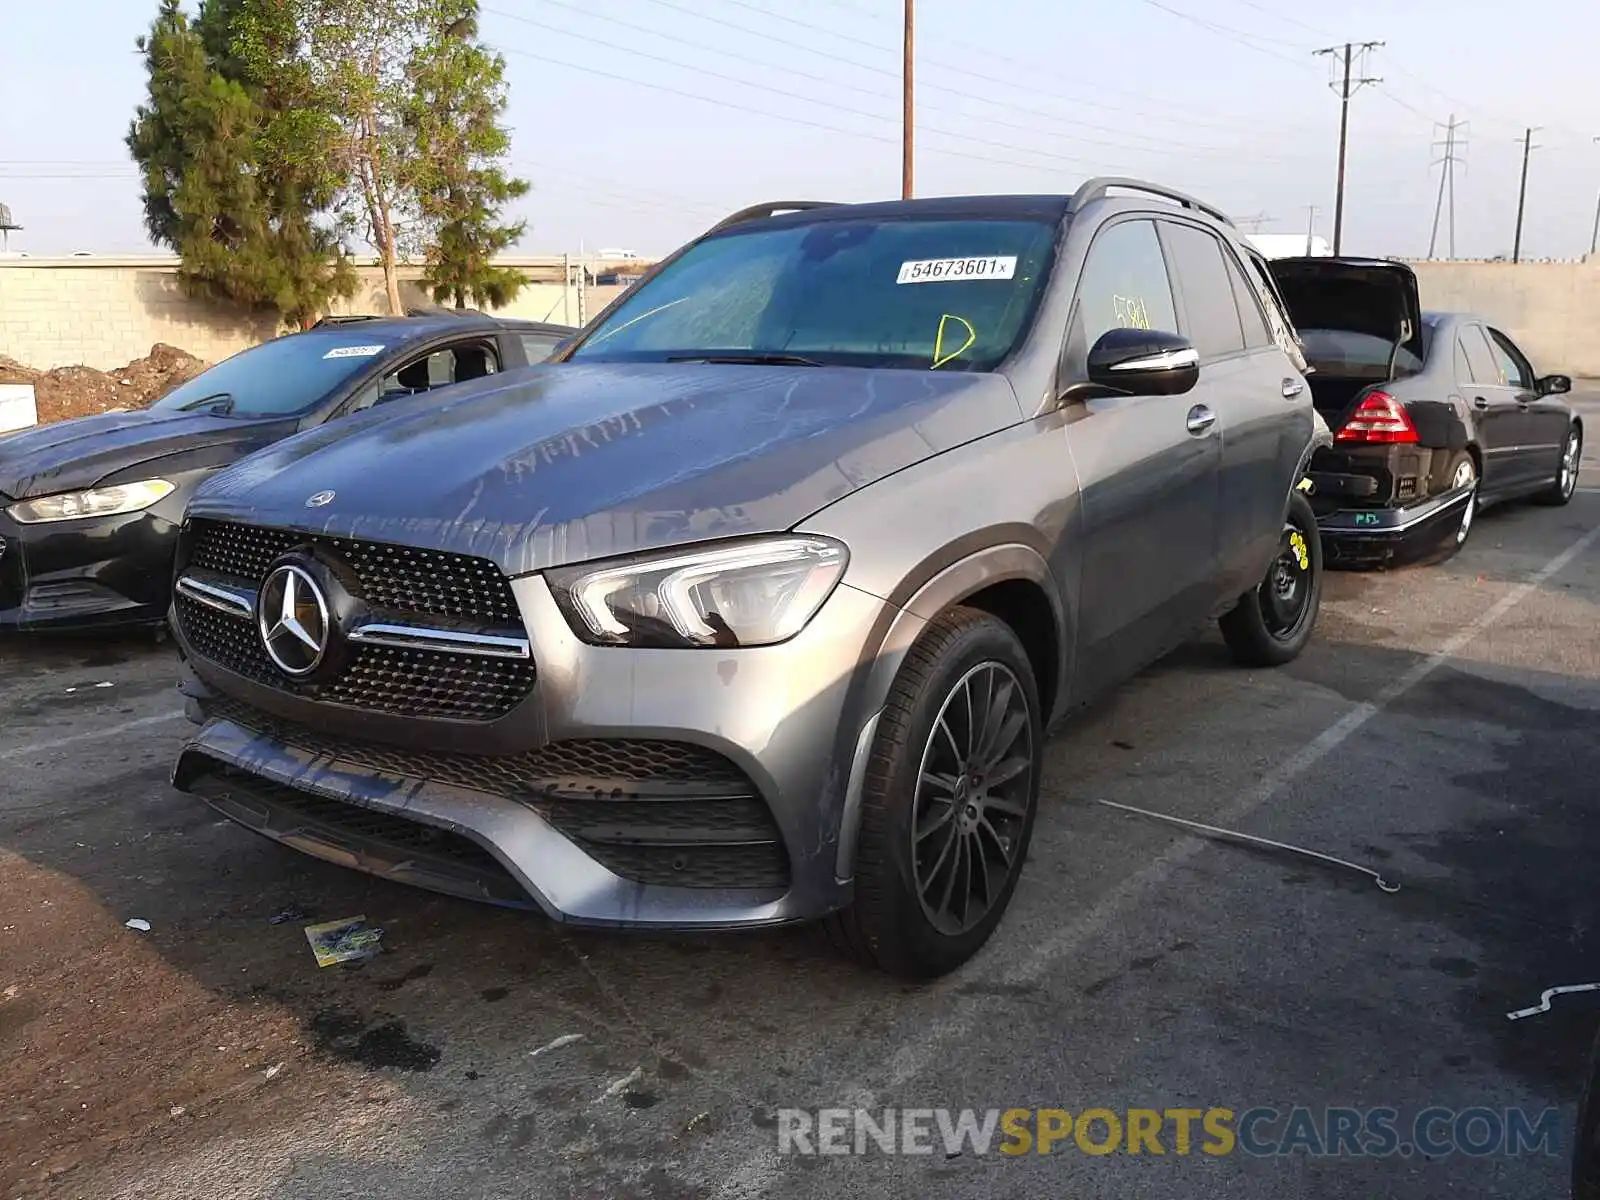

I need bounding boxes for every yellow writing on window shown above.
[1113,294,1152,330]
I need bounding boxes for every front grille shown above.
[187,518,521,625]
[178,519,535,722]
[177,595,536,722]
[203,697,789,890]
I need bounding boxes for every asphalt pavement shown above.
[4,389,1600,1199]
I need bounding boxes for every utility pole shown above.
[1314,41,1382,255]
[1589,136,1600,259]
[1305,205,1319,254]
[901,0,914,199]
[1429,115,1467,260]
[1512,126,1540,264]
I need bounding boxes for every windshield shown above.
[568,217,1058,372]
[151,332,399,417]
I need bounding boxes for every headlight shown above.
[6,479,176,524]
[547,536,848,648]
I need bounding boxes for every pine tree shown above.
[126,0,354,328]
[408,5,531,310]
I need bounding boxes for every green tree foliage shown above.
[126,0,354,328]
[409,6,531,309]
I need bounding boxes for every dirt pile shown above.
[1,344,208,426]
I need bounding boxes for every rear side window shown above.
[1460,325,1503,386]
[1070,219,1179,351]
[1453,338,1474,387]
[1161,222,1245,359]
[1223,251,1273,349]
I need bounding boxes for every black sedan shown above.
[1270,257,1580,565]
[0,314,574,631]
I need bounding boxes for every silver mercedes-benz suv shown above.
[169,179,1324,977]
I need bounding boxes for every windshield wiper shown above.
[666,352,824,367]
[174,392,235,414]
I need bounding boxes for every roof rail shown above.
[313,314,384,327]
[703,200,841,236]
[1069,177,1234,228]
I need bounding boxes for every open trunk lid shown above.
[1267,257,1425,428]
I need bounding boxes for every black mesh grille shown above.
[187,518,520,625]
[179,597,537,722]
[202,698,788,890]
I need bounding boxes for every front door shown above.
[1063,217,1221,696]
[1487,326,1569,485]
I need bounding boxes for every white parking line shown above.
[714,516,1600,1199]
[0,710,185,762]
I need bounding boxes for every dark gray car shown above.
[167,180,1326,977]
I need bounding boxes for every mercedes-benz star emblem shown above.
[306,490,336,508]
[257,564,330,677]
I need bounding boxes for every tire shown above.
[823,606,1043,979]
[1535,422,1581,506]
[1219,491,1323,667]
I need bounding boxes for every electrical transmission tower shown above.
[1314,41,1383,254]
[1428,115,1467,260]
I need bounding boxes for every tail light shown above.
[1335,390,1418,444]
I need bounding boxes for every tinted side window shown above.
[1161,222,1245,359]
[1071,219,1179,353]
[1487,328,1533,389]
[1460,325,1503,386]
[1223,250,1272,348]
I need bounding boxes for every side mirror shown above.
[1538,374,1572,396]
[1086,328,1200,397]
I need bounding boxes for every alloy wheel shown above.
[910,662,1034,937]
[1453,457,1478,545]
[1561,430,1581,500]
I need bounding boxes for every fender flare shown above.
[833,543,1068,882]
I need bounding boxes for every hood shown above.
[0,409,294,499]
[1268,257,1424,370]
[190,361,1022,576]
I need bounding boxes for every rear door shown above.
[1158,218,1296,598]
[1486,326,1567,485]
[1457,323,1525,491]
[1063,217,1221,693]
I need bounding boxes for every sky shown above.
[2,0,1598,262]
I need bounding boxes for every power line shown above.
[623,0,1320,140]
[1428,115,1467,260]
[1137,0,1310,63]
[1315,41,1383,255]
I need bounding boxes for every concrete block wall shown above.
[1407,259,1600,378]
[0,258,625,370]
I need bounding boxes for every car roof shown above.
[726,194,1075,232]
[309,314,576,340]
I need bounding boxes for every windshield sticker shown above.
[931,314,977,369]
[897,256,1017,285]
[322,344,386,359]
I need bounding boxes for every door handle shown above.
[1472,396,1490,410]
[1186,405,1217,435]
[1282,377,1305,398]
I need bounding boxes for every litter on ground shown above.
[303,916,383,967]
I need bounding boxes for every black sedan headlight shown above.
[5,479,176,524]
[547,536,848,648]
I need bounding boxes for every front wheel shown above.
[1219,491,1323,667]
[824,607,1043,978]
[1535,423,1581,506]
